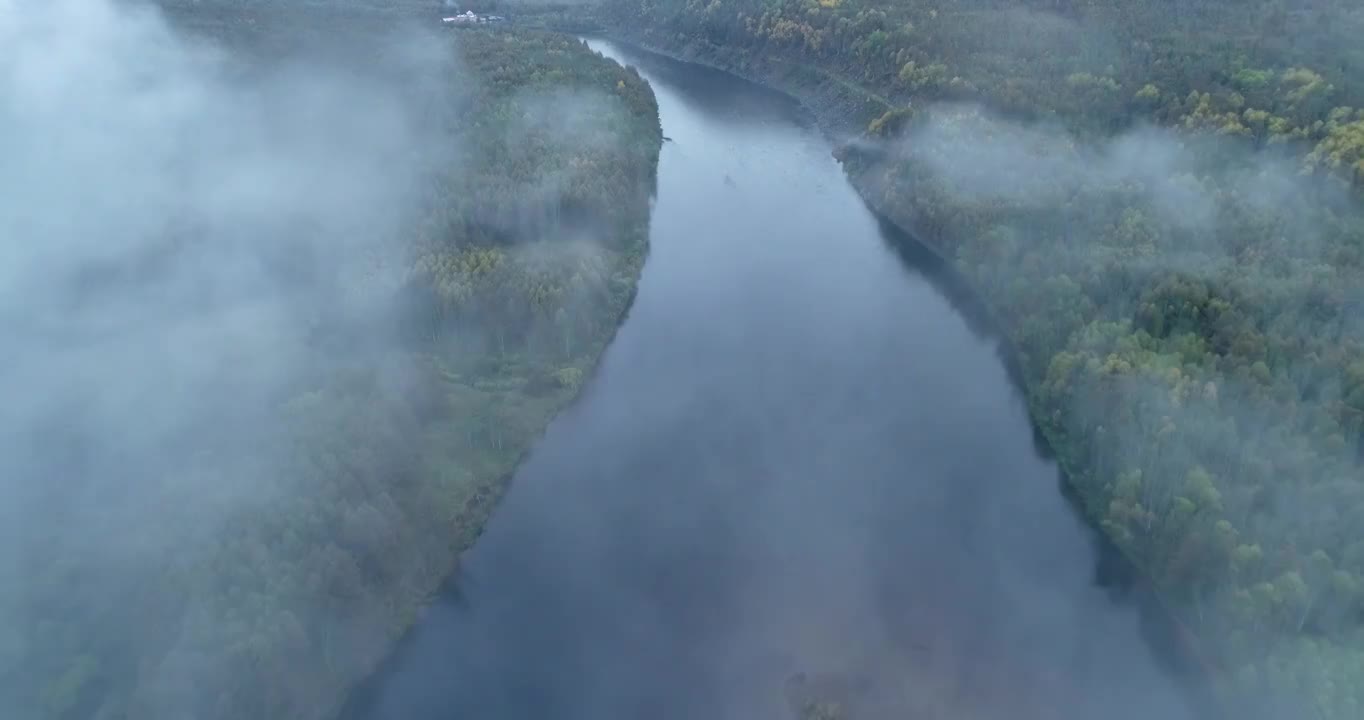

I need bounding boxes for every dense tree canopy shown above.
[4,8,659,720]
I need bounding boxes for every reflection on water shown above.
[345,38,1201,720]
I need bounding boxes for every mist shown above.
[1,0,462,716]
[351,39,1206,720]
[6,0,1327,718]
[0,0,669,716]
[845,98,1364,717]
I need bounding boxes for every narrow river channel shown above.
[345,38,1199,720]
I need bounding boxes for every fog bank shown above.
[0,0,458,716]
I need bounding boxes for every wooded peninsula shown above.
[5,6,661,719]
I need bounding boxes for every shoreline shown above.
[586,27,1227,717]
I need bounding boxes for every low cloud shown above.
[855,100,1364,717]
[0,0,460,716]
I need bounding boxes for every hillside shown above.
[596,0,1364,715]
[0,4,660,719]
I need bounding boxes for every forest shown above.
[595,0,1364,715]
[2,5,660,719]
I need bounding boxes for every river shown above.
[344,38,1201,720]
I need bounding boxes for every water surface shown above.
[347,38,1197,720]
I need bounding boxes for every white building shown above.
[442,10,478,25]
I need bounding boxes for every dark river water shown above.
[346,38,1201,720]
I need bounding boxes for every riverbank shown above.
[591,3,1364,712]
[6,5,661,718]
[338,36,1213,720]
[587,22,1234,716]
[590,27,887,137]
